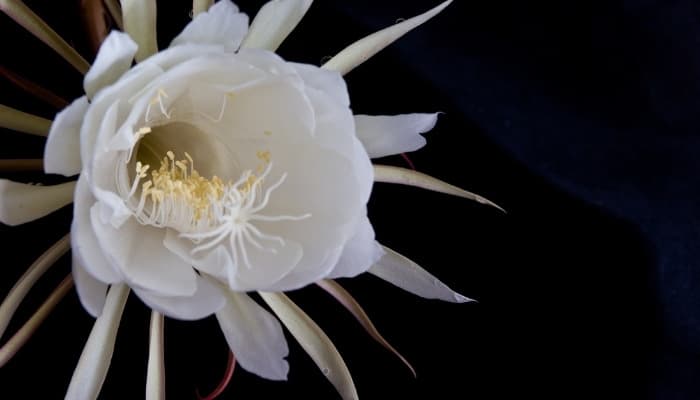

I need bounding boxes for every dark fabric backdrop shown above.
[1,0,698,398]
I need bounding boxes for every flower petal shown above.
[121,0,157,61]
[260,292,358,399]
[65,284,129,400]
[83,31,138,99]
[170,0,248,52]
[369,245,474,303]
[91,213,197,296]
[322,0,452,75]
[133,274,225,320]
[72,174,122,284]
[43,96,88,176]
[215,290,289,380]
[72,254,108,318]
[0,180,75,226]
[373,165,506,212]
[241,0,312,51]
[354,113,438,158]
[292,62,349,106]
[326,215,384,279]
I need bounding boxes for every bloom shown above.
[0,0,501,398]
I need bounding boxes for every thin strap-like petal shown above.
[370,245,474,303]
[259,292,358,400]
[0,0,90,73]
[146,311,165,400]
[192,0,213,16]
[373,164,505,212]
[322,1,452,75]
[0,234,70,339]
[0,274,73,367]
[316,279,416,377]
[121,0,158,62]
[0,159,43,172]
[0,180,76,226]
[0,65,68,108]
[65,284,130,400]
[0,104,51,137]
[241,0,313,51]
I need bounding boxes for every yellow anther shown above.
[167,151,175,161]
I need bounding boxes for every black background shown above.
[1,0,698,398]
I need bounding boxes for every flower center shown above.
[128,148,310,266]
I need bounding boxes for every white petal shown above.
[65,284,129,400]
[354,113,438,158]
[0,180,75,226]
[43,96,88,176]
[134,274,225,320]
[322,0,453,75]
[170,0,249,52]
[326,215,384,279]
[91,214,197,296]
[241,0,312,51]
[72,174,123,284]
[84,31,138,99]
[291,62,349,106]
[72,254,109,318]
[215,290,289,380]
[369,245,473,303]
[121,0,158,62]
[260,292,358,399]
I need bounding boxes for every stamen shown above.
[129,151,309,270]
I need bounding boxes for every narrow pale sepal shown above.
[260,292,358,400]
[0,180,76,226]
[44,96,88,176]
[0,274,73,367]
[193,0,213,16]
[84,31,138,99]
[322,0,452,75]
[0,235,70,339]
[0,104,52,136]
[370,245,474,303]
[241,0,313,51]
[355,113,438,158]
[0,0,90,73]
[215,289,289,380]
[65,284,130,400]
[120,0,158,62]
[373,165,505,212]
[0,159,43,172]
[146,311,165,400]
[316,279,416,376]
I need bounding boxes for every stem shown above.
[0,104,52,137]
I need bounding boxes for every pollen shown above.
[130,151,229,230]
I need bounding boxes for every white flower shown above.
[0,1,501,398]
